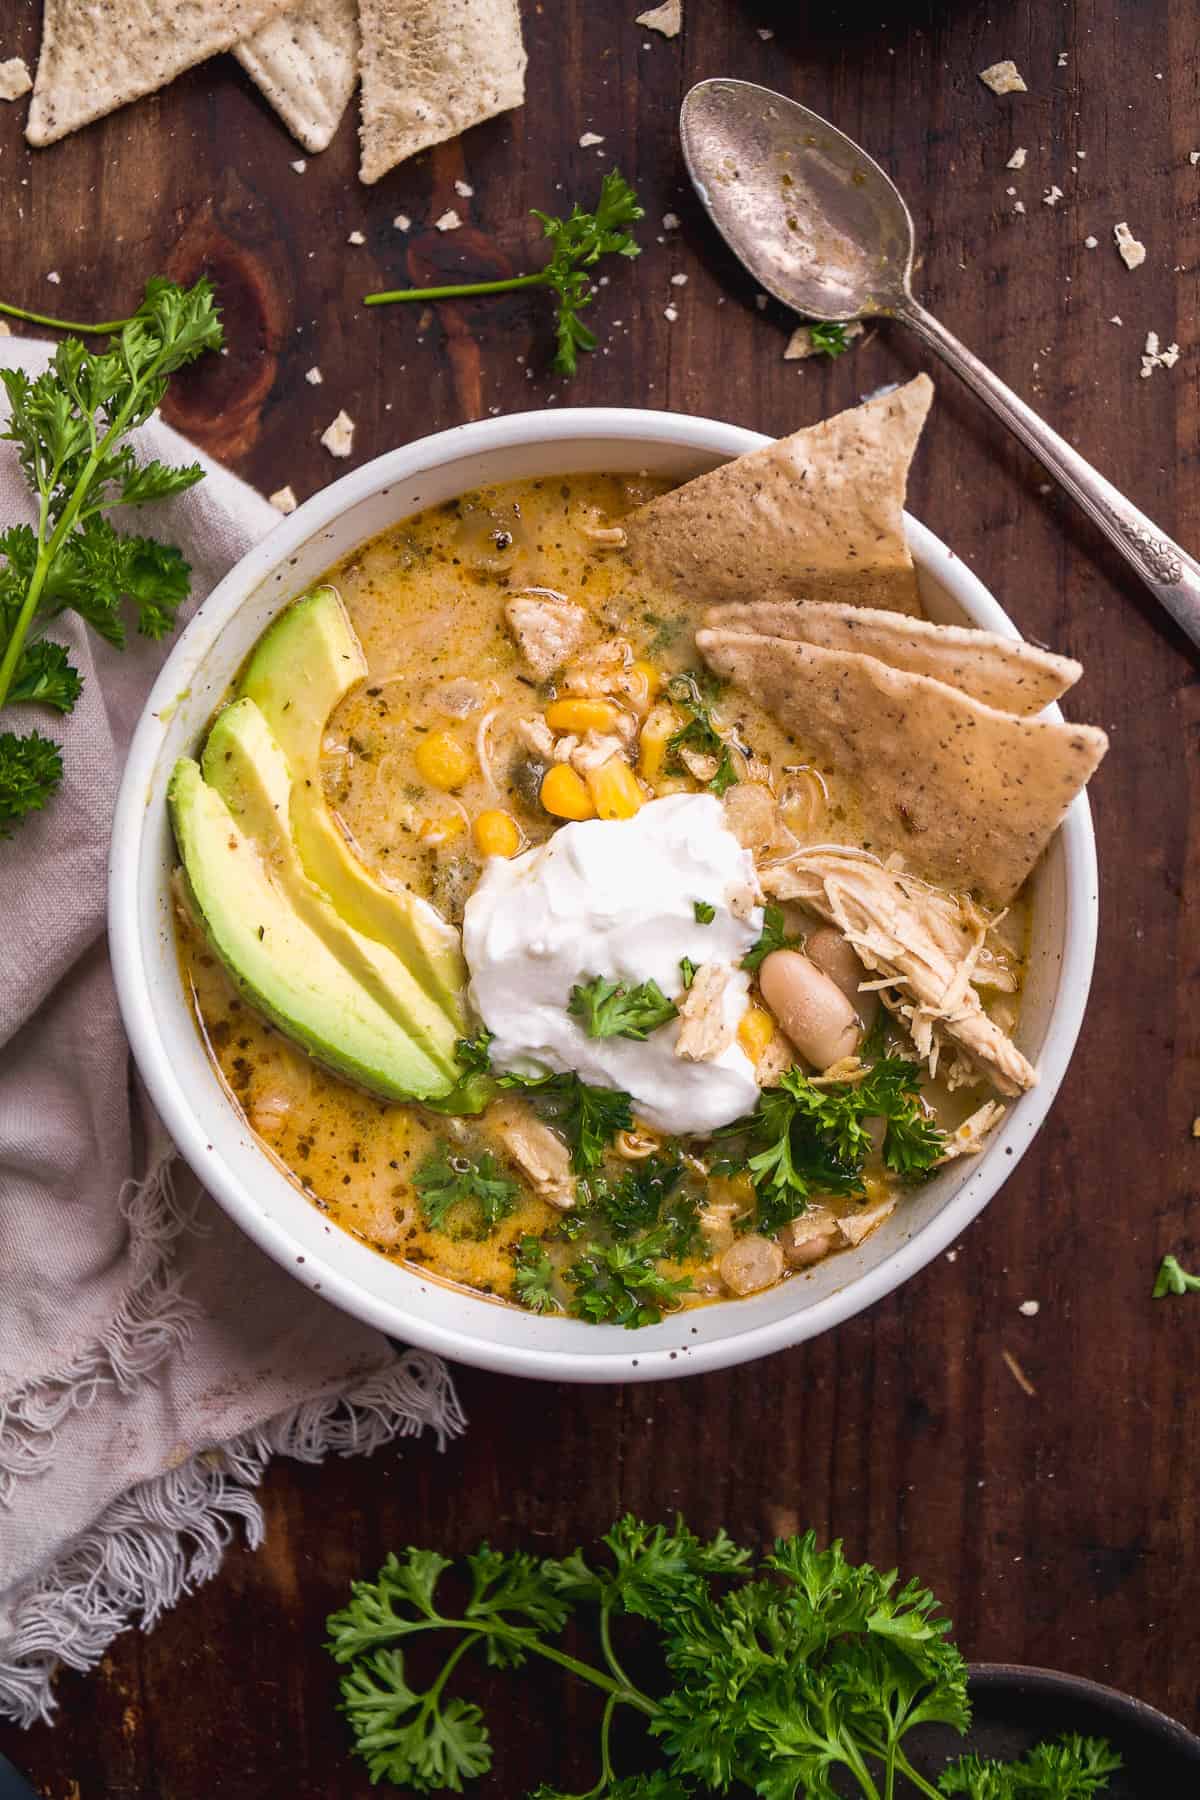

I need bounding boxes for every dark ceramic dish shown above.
[900,1663,1200,1794]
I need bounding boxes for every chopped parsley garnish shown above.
[721,1058,946,1232]
[1153,1253,1200,1298]
[413,1143,519,1237]
[664,673,739,797]
[566,1227,692,1327]
[512,1237,560,1313]
[693,900,716,924]
[586,1153,685,1241]
[497,1069,633,1172]
[364,170,644,378]
[569,974,679,1040]
[740,903,800,972]
[455,1028,495,1075]
[808,319,853,356]
[328,1517,1116,1797]
[679,956,697,990]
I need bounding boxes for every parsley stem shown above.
[0,298,130,334]
[365,272,548,306]
[892,1750,944,1799]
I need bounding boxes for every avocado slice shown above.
[202,698,460,1083]
[237,587,467,1024]
[168,759,454,1102]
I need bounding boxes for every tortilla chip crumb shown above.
[290,158,307,174]
[454,178,474,198]
[393,213,411,231]
[636,0,682,37]
[664,304,679,322]
[662,211,680,230]
[1006,146,1027,169]
[347,230,366,245]
[320,411,355,458]
[1114,221,1146,269]
[305,366,323,386]
[1057,51,1068,66]
[980,60,1027,95]
[579,131,605,147]
[0,57,32,102]
[434,209,461,231]
[784,321,864,360]
[1084,234,1098,248]
[1191,152,1200,167]
[1192,1116,1200,1137]
[269,485,298,514]
[0,320,12,337]
[1019,1299,1040,1317]
[1043,186,1063,207]
[1141,331,1180,378]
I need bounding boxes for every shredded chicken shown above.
[754,1034,794,1088]
[570,730,628,775]
[837,1197,897,1247]
[936,1099,1007,1163]
[505,593,586,679]
[563,639,633,696]
[580,523,628,548]
[763,847,1037,1097]
[723,782,794,860]
[780,1208,839,1266]
[676,963,733,1062]
[725,879,762,922]
[487,1098,575,1209]
[516,715,555,759]
[678,746,720,782]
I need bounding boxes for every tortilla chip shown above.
[358,0,527,186]
[236,0,358,154]
[27,0,291,146]
[624,375,933,617]
[696,629,1108,906]
[701,600,1080,717]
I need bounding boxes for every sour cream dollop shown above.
[463,793,764,1135]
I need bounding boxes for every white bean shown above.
[719,1234,785,1296]
[805,927,880,1029]
[759,949,861,1072]
[779,1211,840,1268]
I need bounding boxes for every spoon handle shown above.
[900,297,1200,649]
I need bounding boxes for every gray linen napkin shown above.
[0,337,464,1727]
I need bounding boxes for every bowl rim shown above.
[109,405,1099,1382]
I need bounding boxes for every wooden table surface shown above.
[2,2,1197,1794]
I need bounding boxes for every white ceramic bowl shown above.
[109,408,1098,1383]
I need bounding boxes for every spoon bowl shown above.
[680,77,1200,648]
[681,78,913,320]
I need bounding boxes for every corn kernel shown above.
[415,730,473,791]
[586,754,644,820]
[540,763,595,820]
[417,812,465,845]
[637,702,680,783]
[738,1006,776,1062]
[545,697,620,733]
[627,660,662,710]
[473,809,522,858]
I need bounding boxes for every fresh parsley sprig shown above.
[328,1517,1116,1799]
[720,1058,947,1232]
[364,170,644,377]
[664,673,739,797]
[741,901,800,972]
[0,277,223,837]
[414,1143,520,1237]
[569,973,679,1041]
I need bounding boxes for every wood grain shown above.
[1,1,1198,1793]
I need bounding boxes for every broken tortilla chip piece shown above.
[701,600,1081,717]
[27,0,291,146]
[236,0,358,154]
[624,375,933,617]
[357,0,527,186]
[696,629,1108,907]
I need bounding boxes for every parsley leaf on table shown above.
[569,973,679,1040]
[1153,1252,1200,1297]
[808,320,853,356]
[0,277,222,837]
[364,170,644,377]
[414,1143,519,1237]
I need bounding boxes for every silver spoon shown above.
[681,77,1200,650]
